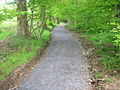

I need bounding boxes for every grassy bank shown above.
[0,30,51,80]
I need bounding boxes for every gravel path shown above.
[17,25,92,90]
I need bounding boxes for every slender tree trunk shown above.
[68,18,71,25]
[16,0,29,37]
[51,17,55,24]
[38,7,46,39]
[55,18,59,24]
[30,7,34,31]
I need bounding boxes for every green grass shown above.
[0,30,51,80]
[94,72,104,79]
[104,77,113,83]
[0,31,11,40]
[0,20,16,40]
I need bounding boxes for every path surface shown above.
[17,25,92,90]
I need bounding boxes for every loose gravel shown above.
[17,25,92,90]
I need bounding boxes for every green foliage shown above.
[53,0,120,70]
[112,24,120,49]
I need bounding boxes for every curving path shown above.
[17,25,92,90]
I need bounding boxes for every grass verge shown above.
[0,30,51,80]
[79,32,119,70]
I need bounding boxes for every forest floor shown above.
[16,25,92,90]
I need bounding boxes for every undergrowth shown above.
[77,32,119,71]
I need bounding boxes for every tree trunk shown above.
[38,7,46,39]
[30,7,34,32]
[16,0,29,37]
[68,18,71,25]
[51,17,55,24]
[55,18,59,24]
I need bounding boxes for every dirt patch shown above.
[0,39,51,90]
[69,30,120,90]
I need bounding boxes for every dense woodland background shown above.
[0,0,120,82]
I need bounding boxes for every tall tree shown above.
[16,0,29,37]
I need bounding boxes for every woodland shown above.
[0,0,120,88]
